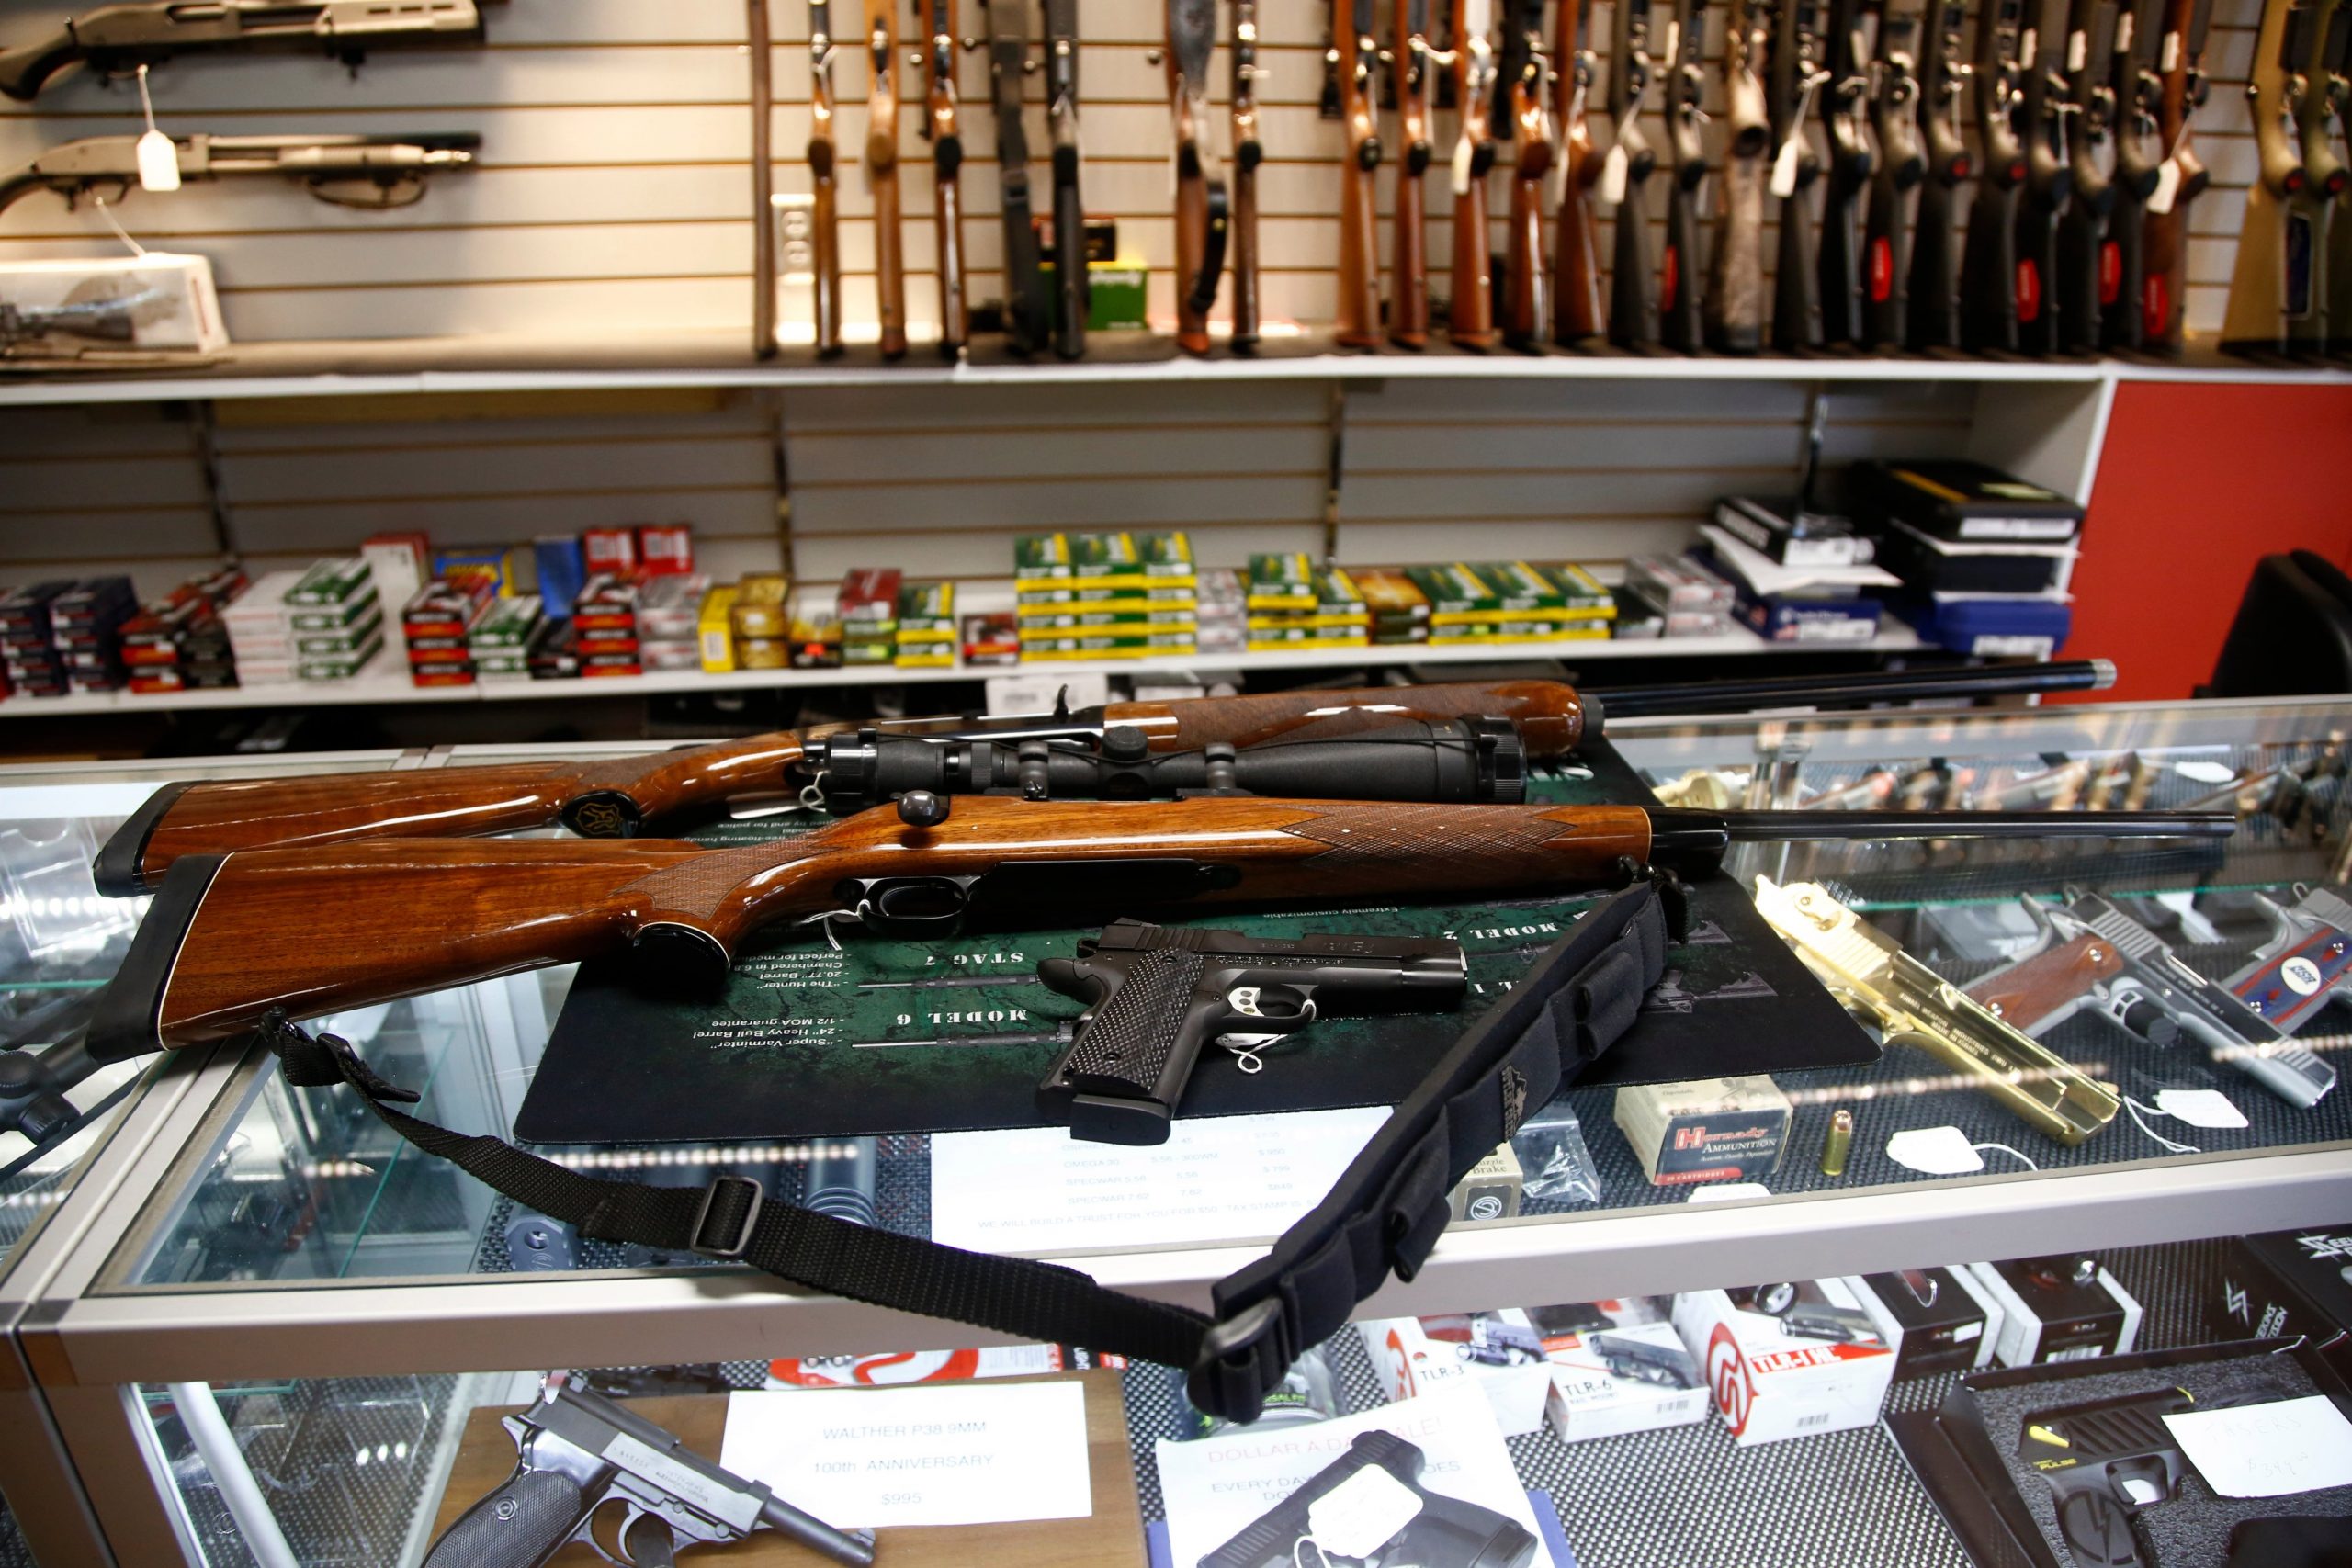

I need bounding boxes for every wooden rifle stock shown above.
[1610,0,1662,348]
[865,0,907,358]
[1705,0,1770,351]
[1661,0,1710,351]
[1231,0,1263,349]
[1338,0,1385,348]
[1860,0,1925,350]
[1502,4,1553,349]
[809,0,844,356]
[1553,0,1607,342]
[2054,0,2119,355]
[1448,0,1498,346]
[96,798,1657,1055]
[2222,0,2315,355]
[2101,0,2165,349]
[1816,0,1875,346]
[96,680,1592,892]
[751,0,777,358]
[1961,0,2029,349]
[2142,0,2211,349]
[1392,0,1434,348]
[1905,0,1970,349]
[922,0,966,356]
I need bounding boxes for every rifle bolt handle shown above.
[898,790,951,827]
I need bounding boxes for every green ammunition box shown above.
[1356,568,1432,623]
[1247,553,1317,611]
[287,586,381,632]
[286,557,374,607]
[1016,607,1199,631]
[468,595,544,649]
[296,632,385,680]
[1543,562,1618,617]
[1465,562,1565,613]
[1038,259,1148,331]
[1406,564,1499,621]
[293,608,386,657]
[896,581,956,637]
[1014,534,1072,581]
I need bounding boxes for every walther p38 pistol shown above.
[1035,919,1466,1145]
[424,1374,873,1568]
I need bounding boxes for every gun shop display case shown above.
[5,695,2351,1568]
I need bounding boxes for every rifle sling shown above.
[259,879,1674,1422]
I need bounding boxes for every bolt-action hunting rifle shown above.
[1705,0,1773,350]
[1861,0,1927,349]
[864,0,907,358]
[1338,0,1386,348]
[1905,0,1971,349]
[2141,0,2213,350]
[1816,0,1877,346]
[0,0,482,100]
[1448,0,1499,345]
[1607,0,1664,348]
[1961,0,2031,348]
[1046,0,1085,358]
[2101,0,2167,350]
[1660,0,1711,352]
[1554,0,1608,343]
[1391,0,1436,348]
[1167,0,1228,355]
[920,0,967,357]
[2014,0,2075,355]
[1502,0,1555,348]
[1770,0,1831,349]
[986,0,1047,355]
[93,660,2120,894]
[87,795,2230,1060]
[2054,0,2119,355]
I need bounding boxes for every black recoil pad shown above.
[561,790,642,838]
[91,779,192,897]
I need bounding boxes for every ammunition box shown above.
[284,558,372,607]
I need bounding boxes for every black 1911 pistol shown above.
[1036,919,1466,1145]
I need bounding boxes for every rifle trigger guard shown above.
[842,875,976,937]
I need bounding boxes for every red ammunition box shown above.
[637,523,694,575]
[582,527,638,575]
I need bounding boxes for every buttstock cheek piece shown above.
[252,878,1676,1424]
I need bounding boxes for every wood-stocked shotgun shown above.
[1608,0,1664,348]
[1448,0,1500,346]
[2140,0,2212,351]
[1166,0,1228,355]
[920,0,967,357]
[1337,0,1386,348]
[93,660,2120,894]
[86,795,2229,1059]
[1905,0,1970,350]
[864,0,907,358]
[1553,0,1608,344]
[1501,0,1555,348]
[1391,0,1436,349]
[1230,0,1264,350]
[1704,0,1772,351]
[808,0,845,357]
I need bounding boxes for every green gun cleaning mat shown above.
[516,737,1878,1145]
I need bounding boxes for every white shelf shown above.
[0,624,1930,718]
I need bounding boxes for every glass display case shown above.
[9,698,2351,1567]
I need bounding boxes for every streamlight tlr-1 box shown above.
[1673,1280,1896,1446]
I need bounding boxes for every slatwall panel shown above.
[0,0,2274,344]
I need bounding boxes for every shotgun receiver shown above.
[0,131,479,217]
[864,0,907,358]
[1046,0,1085,357]
[88,800,2228,1058]
[1448,0,1500,345]
[1661,0,1711,351]
[1502,0,1554,348]
[1554,0,1608,343]
[1338,0,1385,348]
[987,0,1047,355]
[1706,0,1773,350]
[1861,0,1927,350]
[920,0,967,357]
[2142,0,2214,349]
[1609,0,1665,348]
[1961,0,2031,348]
[808,1,845,356]
[1816,0,1877,345]
[1167,0,1228,355]
[0,0,481,100]
[1906,0,1971,349]
[1392,0,1436,348]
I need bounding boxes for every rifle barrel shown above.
[1717,808,2235,840]
[1594,658,2115,716]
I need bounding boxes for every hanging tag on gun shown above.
[2147,157,2181,214]
[1600,142,1629,205]
[1452,129,1476,194]
[134,67,179,192]
[1306,1466,1424,1560]
[1770,134,1802,197]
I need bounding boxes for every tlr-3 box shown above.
[1853,1268,2006,1380]
[1537,1299,1711,1444]
[1965,1256,2141,1366]
[1674,1280,1897,1446]
[1357,1310,1554,1437]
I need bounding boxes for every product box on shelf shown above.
[528,536,586,619]
[697,585,739,672]
[729,574,792,639]
[0,581,70,643]
[434,545,520,597]
[1875,524,2075,596]
[1358,1311,1555,1436]
[48,575,136,634]
[1847,458,2085,543]
[1542,562,1617,618]
[2211,1229,2352,1345]
[1246,552,1317,612]
[1854,1268,2007,1379]
[283,557,371,608]
[1624,553,1736,614]
[0,254,228,355]
[1713,495,1878,568]
[636,523,694,575]
[1965,1257,2142,1366]
[1613,1075,1792,1187]
[836,568,902,626]
[961,612,1020,666]
[293,608,386,658]
[582,526,636,575]
[1536,1298,1711,1444]
[1894,593,2074,659]
[526,620,579,680]
[401,578,493,642]
[1673,1280,1896,1446]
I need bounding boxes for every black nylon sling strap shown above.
[260,878,1675,1422]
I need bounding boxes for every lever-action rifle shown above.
[1338,0,1386,349]
[921,0,967,357]
[808,1,846,357]
[1392,0,1435,348]
[1448,0,1499,346]
[1046,0,1085,358]
[2222,0,2320,355]
[1961,0,2031,348]
[2101,0,2166,350]
[2014,0,2075,355]
[1770,0,1831,349]
[1661,0,1710,352]
[2142,0,2214,350]
[2054,0,2119,355]
[1501,0,1554,348]
[987,0,1047,355]
[1817,0,1876,346]
[1231,0,1264,351]
[0,0,482,100]
[865,0,907,359]
[1906,0,1971,349]
[87,795,2230,1058]
[94,660,2120,889]
[1167,0,1228,355]
[0,131,479,216]
[1610,0,1664,347]
[1554,0,1608,343]
[1861,0,1927,350]
[1706,0,1773,351]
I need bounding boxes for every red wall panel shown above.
[2061,383,2352,703]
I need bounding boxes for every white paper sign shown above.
[2165,1394,2352,1499]
[718,1380,1091,1529]
[1154,1384,1559,1568]
[928,1108,1386,1254]
[1887,1125,1984,1175]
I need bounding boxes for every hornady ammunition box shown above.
[1854,1269,2007,1379]
[1613,1076,1792,1186]
[2211,1229,2352,1348]
[1966,1258,2141,1366]
[1672,1280,1895,1445]
[729,574,792,639]
[1538,1299,1711,1444]
[1358,1310,1555,1436]
[697,586,739,672]
[284,557,372,608]
[836,568,902,626]
[961,612,1020,666]
[636,523,693,575]
[1014,533,1073,582]
[1713,495,1879,568]
[294,607,386,657]
[1847,458,2084,543]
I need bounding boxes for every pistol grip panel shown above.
[423,1466,589,1568]
[1052,947,1209,1141]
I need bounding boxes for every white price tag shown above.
[2148,157,2182,214]
[1600,143,1629,205]
[136,130,181,192]
[2154,1089,2249,1129]
[1887,1125,1984,1175]
[2067,28,2088,70]
[1306,1467,1424,1560]
[1770,135,1803,197]
[2161,29,2181,71]
[1452,131,1476,195]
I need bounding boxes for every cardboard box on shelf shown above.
[1673,1280,1896,1445]
[1357,1311,1555,1437]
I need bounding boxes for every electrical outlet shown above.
[770,194,815,344]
